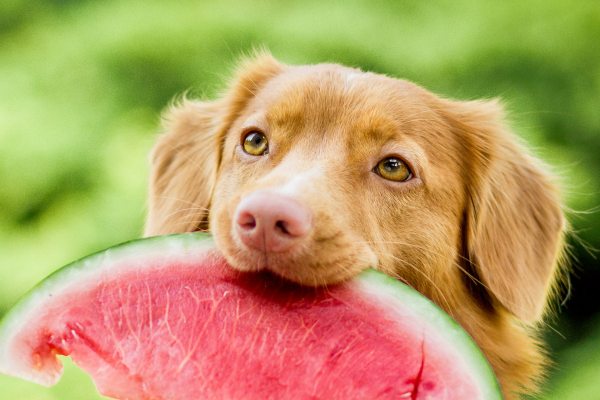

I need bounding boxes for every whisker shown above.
[383,253,453,312]
[352,239,490,291]
[162,207,209,222]
[156,195,211,209]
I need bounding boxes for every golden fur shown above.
[145,52,566,399]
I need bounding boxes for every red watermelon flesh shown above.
[0,233,501,399]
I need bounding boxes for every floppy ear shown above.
[144,99,221,235]
[144,52,283,235]
[446,100,566,323]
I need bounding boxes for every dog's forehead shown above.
[251,65,436,138]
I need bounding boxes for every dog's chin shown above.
[227,251,365,287]
[213,230,377,287]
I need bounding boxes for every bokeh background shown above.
[0,0,599,398]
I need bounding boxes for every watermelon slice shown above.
[0,233,501,399]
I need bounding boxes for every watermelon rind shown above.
[0,232,501,398]
[353,269,502,399]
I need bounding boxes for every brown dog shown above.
[145,52,566,399]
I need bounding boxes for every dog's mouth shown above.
[233,251,365,287]
[214,227,378,287]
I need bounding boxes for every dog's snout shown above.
[235,191,312,253]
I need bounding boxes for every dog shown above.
[144,52,566,399]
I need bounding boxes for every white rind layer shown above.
[0,233,215,386]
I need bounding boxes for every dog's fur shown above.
[145,52,566,399]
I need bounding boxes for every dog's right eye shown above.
[242,131,269,156]
[374,157,413,182]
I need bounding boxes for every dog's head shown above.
[146,52,565,324]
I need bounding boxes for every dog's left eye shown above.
[374,157,412,182]
[242,131,269,156]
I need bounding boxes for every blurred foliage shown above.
[0,0,598,398]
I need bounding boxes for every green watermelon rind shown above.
[0,233,502,398]
[0,232,212,337]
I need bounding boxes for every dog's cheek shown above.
[208,178,237,248]
[210,195,254,271]
[208,200,227,249]
[361,189,445,279]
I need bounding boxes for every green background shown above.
[1,0,599,398]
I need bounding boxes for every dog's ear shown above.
[444,99,566,323]
[144,99,221,235]
[145,52,283,235]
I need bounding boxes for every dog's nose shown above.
[234,191,312,253]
